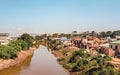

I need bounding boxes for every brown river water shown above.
[0,46,70,75]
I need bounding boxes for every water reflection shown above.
[0,46,69,75]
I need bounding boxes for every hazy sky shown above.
[0,0,120,36]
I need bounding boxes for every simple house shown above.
[71,38,82,48]
[116,36,120,40]
[100,43,115,57]
[0,33,10,45]
[60,37,72,47]
[110,40,120,57]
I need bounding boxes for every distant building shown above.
[51,37,60,40]
[116,36,120,40]
[60,37,73,47]
[100,43,115,57]
[71,38,82,48]
[60,37,68,41]
[110,40,120,57]
[11,37,18,41]
[0,33,10,45]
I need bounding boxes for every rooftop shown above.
[111,40,120,44]
[60,37,68,41]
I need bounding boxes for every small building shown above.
[60,37,68,42]
[100,43,115,57]
[0,33,10,45]
[11,37,18,41]
[110,40,120,57]
[60,37,73,47]
[71,38,82,48]
[116,36,120,40]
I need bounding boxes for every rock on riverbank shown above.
[0,48,36,70]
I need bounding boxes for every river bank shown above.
[52,47,79,75]
[0,48,36,71]
[0,46,70,75]
[52,47,120,75]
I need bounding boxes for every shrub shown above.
[72,64,80,72]
[0,49,9,59]
[7,48,17,59]
[13,46,22,52]
[8,40,28,50]
[0,46,18,59]
[0,39,28,59]
[19,33,33,49]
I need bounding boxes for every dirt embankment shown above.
[52,47,78,58]
[0,48,36,70]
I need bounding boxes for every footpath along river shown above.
[0,46,70,75]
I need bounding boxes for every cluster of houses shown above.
[1,32,120,58]
[71,36,120,57]
[54,36,120,58]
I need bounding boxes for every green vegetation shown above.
[0,45,17,59]
[0,33,34,59]
[46,39,63,50]
[90,30,120,38]
[70,30,120,38]
[58,48,120,75]
[8,40,28,51]
[34,35,42,48]
[19,33,34,49]
[0,40,28,59]
[37,34,63,50]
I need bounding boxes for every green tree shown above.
[0,45,18,59]
[106,31,112,37]
[35,35,42,40]
[99,32,106,38]
[52,33,59,38]
[110,30,120,38]
[72,31,77,34]
[19,33,33,49]
[8,40,28,50]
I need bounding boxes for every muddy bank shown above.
[0,48,36,71]
[52,47,78,57]
[52,47,79,75]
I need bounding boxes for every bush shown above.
[19,33,33,49]
[0,49,9,59]
[0,39,29,59]
[8,40,28,50]
[72,64,80,72]
[9,50,17,59]
[104,55,112,61]
[13,46,22,52]
[0,46,18,59]
[68,49,89,63]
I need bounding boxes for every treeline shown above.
[33,30,120,40]
[34,35,63,50]
[0,33,34,59]
[78,30,120,38]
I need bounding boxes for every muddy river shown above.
[0,46,69,75]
